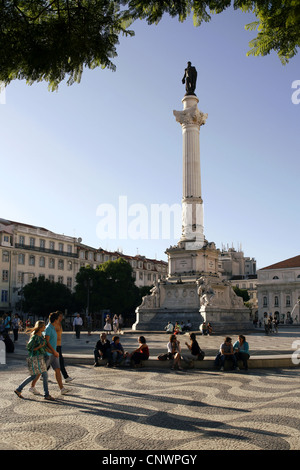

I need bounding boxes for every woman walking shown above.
[14,320,55,401]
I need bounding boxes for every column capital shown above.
[173,104,208,127]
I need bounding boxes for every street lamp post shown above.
[84,277,93,315]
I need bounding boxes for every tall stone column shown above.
[173,95,208,250]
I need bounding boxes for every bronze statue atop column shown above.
[182,61,197,96]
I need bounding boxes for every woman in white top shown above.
[167,334,182,370]
[103,315,112,334]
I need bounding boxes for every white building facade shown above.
[0,219,79,313]
[0,218,167,313]
[257,255,300,324]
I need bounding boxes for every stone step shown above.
[63,354,297,369]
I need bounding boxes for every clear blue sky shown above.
[1,8,299,270]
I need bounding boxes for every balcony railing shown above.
[15,243,78,258]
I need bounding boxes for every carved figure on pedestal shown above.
[150,282,160,308]
[229,287,244,308]
[197,277,215,306]
[139,281,161,309]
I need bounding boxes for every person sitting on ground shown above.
[200,322,208,335]
[217,336,238,371]
[174,321,182,335]
[182,333,204,366]
[164,321,174,333]
[233,335,250,371]
[207,322,213,335]
[128,336,149,368]
[167,334,182,370]
[110,335,125,366]
[182,320,192,332]
[94,332,112,367]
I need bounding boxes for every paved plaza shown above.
[1,327,300,453]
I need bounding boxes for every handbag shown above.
[197,349,205,361]
[27,354,47,375]
[158,353,172,361]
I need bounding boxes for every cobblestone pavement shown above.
[1,328,300,452]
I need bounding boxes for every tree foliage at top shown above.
[0,0,134,91]
[0,1,299,90]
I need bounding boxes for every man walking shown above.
[73,313,83,339]
[56,311,74,383]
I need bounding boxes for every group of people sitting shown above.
[94,333,149,368]
[94,332,250,372]
[163,333,205,370]
[161,333,250,371]
[164,320,192,334]
[165,320,213,336]
[214,335,250,371]
[199,321,213,336]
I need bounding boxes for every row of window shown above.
[0,275,73,303]
[272,275,300,279]
[79,251,166,271]
[2,257,73,282]
[1,270,74,286]
[263,295,292,307]
[79,252,117,263]
[2,268,158,283]
[3,248,167,273]
[235,283,255,289]
[133,271,160,282]
[18,236,73,253]
[16,255,73,269]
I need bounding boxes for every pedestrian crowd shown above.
[8,311,255,403]
[264,316,279,335]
